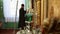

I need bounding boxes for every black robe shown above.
[18,8,26,29]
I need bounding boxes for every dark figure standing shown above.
[18,4,26,29]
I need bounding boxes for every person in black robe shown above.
[18,4,26,29]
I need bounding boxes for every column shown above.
[36,0,41,25]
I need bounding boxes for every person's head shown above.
[21,4,24,8]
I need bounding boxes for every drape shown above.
[0,0,4,18]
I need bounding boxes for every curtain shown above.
[0,0,4,18]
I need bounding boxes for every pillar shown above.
[36,0,41,25]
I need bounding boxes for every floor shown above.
[0,29,19,34]
[0,29,42,34]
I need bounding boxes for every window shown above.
[3,0,25,22]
